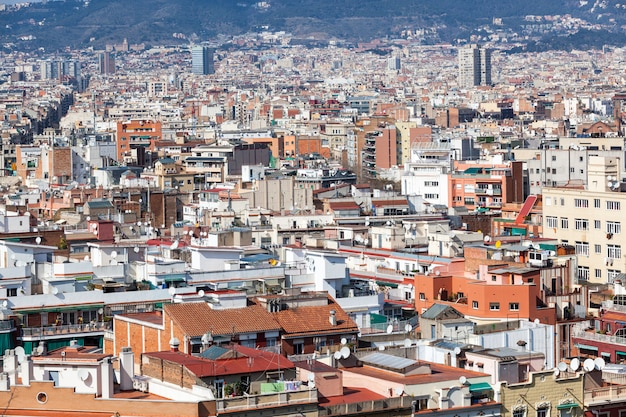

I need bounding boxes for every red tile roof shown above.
[371,199,409,208]
[144,344,293,377]
[329,201,360,210]
[271,300,359,338]
[319,387,386,405]
[165,302,281,337]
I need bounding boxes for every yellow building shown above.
[500,370,584,417]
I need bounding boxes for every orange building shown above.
[241,136,279,159]
[448,161,524,211]
[414,267,556,325]
[116,120,162,162]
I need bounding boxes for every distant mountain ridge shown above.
[1,0,625,51]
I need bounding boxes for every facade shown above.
[458,44,491,88]
[116,120,163,162]
[542,156,624,284]
[191,45,215,75]
[98,51,115,75]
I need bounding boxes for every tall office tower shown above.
[98,52,115,75]
[63,60,80,79]
[458,44,492,88]
[387,56,401,71]
[191,45,215,75]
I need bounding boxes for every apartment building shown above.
[542,156,625,284]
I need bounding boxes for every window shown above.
[574,198,588,208]
[551,155,556,161]
[424,181,439,187]
[595,269,602,279]
[608,244,622,259]
[214,380,224,398]
[608,270,622,283]
[488,302,499,311]
[607,200,621,210]
[510,302,519,311]
[607,221,621,235]
[419,293,425,300]
[491,275,497,282]
[472,301,478,309]
[425,193,439,199]
[594,198,601,208]
[513,409,526,417]
[7,288,17,297]
[575,242,589,256]
[293,341,304,355]
[575,219,589,230]
[595,244,602,254]
[546,216,557,228]
[537,406,549,417]
[560,218,568,229]
[595,220,602,230]
[577,266,589,281]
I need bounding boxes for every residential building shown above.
[458,44,491,88]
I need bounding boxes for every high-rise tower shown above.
[458,44,491,88]
[191,45,215,75]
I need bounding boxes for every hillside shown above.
[1,0,624,51]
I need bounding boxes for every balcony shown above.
[572,328,626,346]
[216,387,317,413]
[21,321,111,341]
[585,385,626,406]
[319,395,414,416]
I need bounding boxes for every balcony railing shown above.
[572,328,626,346]
[319,396,415,416]
[585,385,626,406]
[21,321,112,339]
[216,387,317,413]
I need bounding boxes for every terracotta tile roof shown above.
[319,387,386,405]
[165,302,281,337]
[144,344,293,377]
[343,362,489,385]
[371,199,409,208]
[272,300,358,338]
[329,201,360,210]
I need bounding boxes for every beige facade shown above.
[500,370,583,417]
[542,156,624,284]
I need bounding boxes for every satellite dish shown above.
[308,374,315,382]
[110,250,118,259]
[405,324,413,333]
[595,357,606,370]
[394,387,404,396]
[570,358,580,372]
[52,287,59,295]
[553,368,560,377]
[168,287,176,296]
[403,338,412,348]
[386,324,393,334]
[78,369,90,381]
[14,346,25,364]
[557,362,568,372]
[378,345,385,351]
[454,347,461,355]
[134,246,140,253]
[198,289,205,297]
[534,318,540,326]
[35,237,42,245]
[340,338,347,345]
[459,376,467,385]
[333,351,342,360]
[583,358,595,372]
[84,255,89,261]
[170,240,179,250]
[1,300,7,308]
[484,235,491,243]
[36,345,44,355]
[340,346,350,359]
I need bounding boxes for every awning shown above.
[376,281,399,288]
[575,343,598,351]
[616,351,626,356]
[469,382,492,392]
[556,403,579,410]
[163,276,186,282]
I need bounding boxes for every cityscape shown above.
[1,1,626,417]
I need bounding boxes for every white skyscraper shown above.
[458,44,492,88]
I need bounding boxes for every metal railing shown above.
[585,385,626,405]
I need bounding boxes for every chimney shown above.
[21,356,32,386]
[100,358,113,399]
[119,347,134,391]
[329,310,337,326]
[169,337,180,352]
[0,372,9,391]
